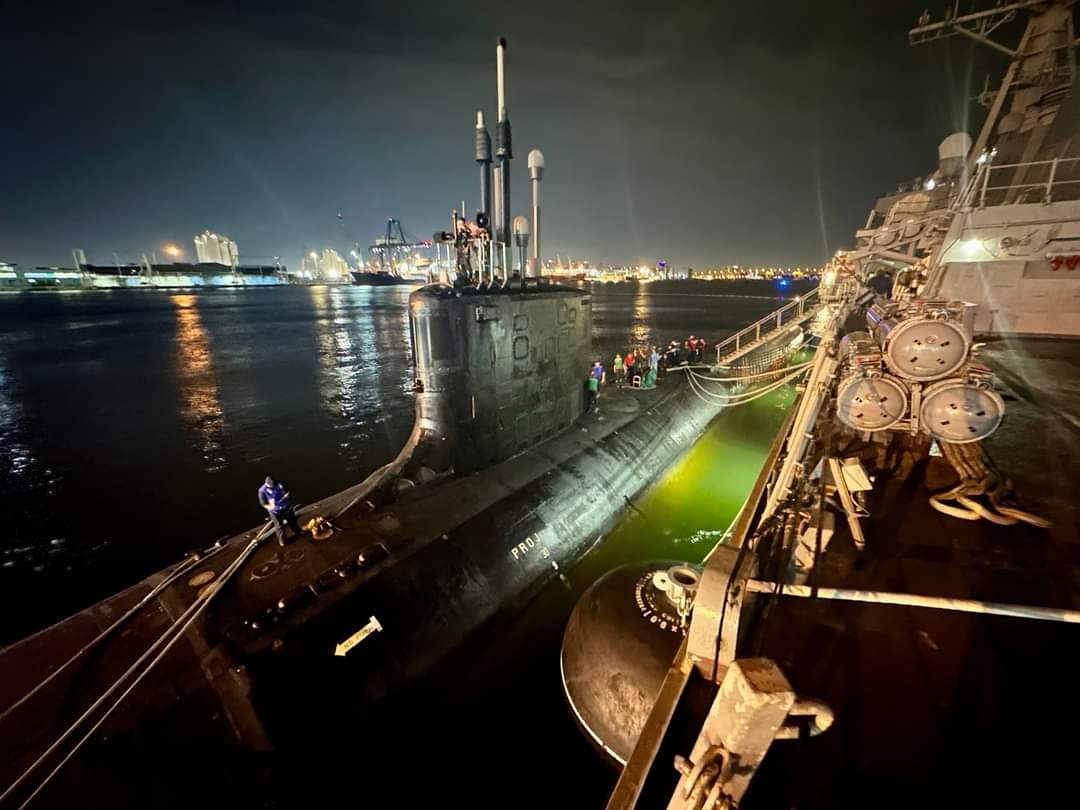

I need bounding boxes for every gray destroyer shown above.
[567,3,1080,808]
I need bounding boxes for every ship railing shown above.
[961,155,1080,209]
[433,241,509,285]
[714,286,820,366]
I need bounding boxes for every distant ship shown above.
[1,261,302,291]
[348,269,418,286]
[350,218,433,286]
[81,262,297,289]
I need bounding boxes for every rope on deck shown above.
[930,440,1051,529]
[684,364,811,408]
[0,552,208,726]
[2,525,274,808]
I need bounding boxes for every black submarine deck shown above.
[746,336,1080,808]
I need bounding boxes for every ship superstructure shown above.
[586,4,1080,808]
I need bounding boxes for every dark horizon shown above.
[2,1,999,271]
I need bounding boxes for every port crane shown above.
[368,218,432,273]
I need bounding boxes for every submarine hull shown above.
[239,372,726,734]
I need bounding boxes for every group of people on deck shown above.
[612,346,660,390]
[667,335,707,365]
[587,335,708,414]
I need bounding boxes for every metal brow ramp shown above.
[714,287,821,367]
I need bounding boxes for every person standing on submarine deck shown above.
[259,475,299,547]
[586,361,605,414]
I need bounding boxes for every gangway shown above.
[714,287,821,367]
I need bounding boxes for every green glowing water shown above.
[575,384,795,575]
[360,378,801,809]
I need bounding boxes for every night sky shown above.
[3,1,1000,270]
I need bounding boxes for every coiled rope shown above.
[929,441,1051,528]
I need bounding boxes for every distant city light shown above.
[163,244,182,258]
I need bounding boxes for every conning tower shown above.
[410,286,590,474]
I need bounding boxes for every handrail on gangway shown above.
[714,286,820,366]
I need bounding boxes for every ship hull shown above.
[349,270,419,286]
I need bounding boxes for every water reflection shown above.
[308,286,415,468]
[310,286,363,439]
[0,345,32,479]
[173,295,227,472]
[630,283,652,349]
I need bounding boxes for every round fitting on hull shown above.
[560,561,698,765]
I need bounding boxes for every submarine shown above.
[0,38,784,806]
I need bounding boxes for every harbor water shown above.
[0,280,806,805]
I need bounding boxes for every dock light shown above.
[310,251,318,260]
[925,178,936,191]
[164,244,182,258]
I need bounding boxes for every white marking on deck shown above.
[333,615,383,657]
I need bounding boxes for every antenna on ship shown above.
[528,149,545,282]
[494,37,513,265]
[909,1,1077,179]
[476,112,493,237]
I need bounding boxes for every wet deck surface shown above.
[753,336,1080,808]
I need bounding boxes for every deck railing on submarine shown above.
[714,286,820,366]
[432,241,509,284]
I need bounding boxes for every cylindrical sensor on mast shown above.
[528,149,545,278]
[475,111,492,235]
